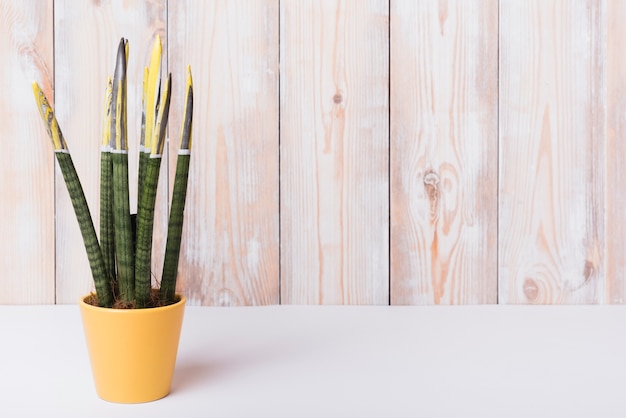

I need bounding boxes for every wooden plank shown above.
[168,0,279,306]
[0,0,54,304]
[280,0,389,304]
[606,0,626,303]
[499,0,605,304]
[54,0,166,303]
[390,0,498,305]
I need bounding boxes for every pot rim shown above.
[79,294,186,314]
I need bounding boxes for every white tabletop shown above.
[1,304,625,417]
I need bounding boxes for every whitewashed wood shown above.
[54,0,166,303]
[606,0,626,303]
[280,0,389,304]
[5,0,626,307]
[168,0,279,306]
[391,0,498,305]
[0,0,54,304]
[499,0,605,304]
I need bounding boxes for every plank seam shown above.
[388,0,391,306]
[496,0,500,305]
[278,0,282,306]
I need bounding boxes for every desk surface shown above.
[1,304,626,417]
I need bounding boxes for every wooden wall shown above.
[1,0,624,306]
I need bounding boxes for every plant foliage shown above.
[33,37,193,308]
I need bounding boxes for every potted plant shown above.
[32,36,194,403]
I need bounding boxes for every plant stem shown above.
[100,150,115,282]
[111,151,134,302]
[57,153,114,307]
[161,67,193,304]
[135,73,171,308]
[110,38,135,303]
[161,154,190,303]
[137,152,148,231]
[135,156,162,307]
[100,77,116,284]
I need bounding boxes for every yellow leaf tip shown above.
[153,34,162,52]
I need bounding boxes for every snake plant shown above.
[33,36,193,308]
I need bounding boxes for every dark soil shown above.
[84,289,179,309]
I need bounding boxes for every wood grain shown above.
[606,0,626,304]
[499,0,605,304]
[54,0,166,303]
[0,0,54,304]
[4,0,626,306]
[280,0,389,304]
[391,0,498,305]
[168,0,279,306]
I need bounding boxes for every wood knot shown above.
[583,260,595,283]
[333,92,343,104]
[423,170,440,217]
[423,170,440,197]
[523,278,539,301]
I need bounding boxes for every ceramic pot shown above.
[79,295,186,403]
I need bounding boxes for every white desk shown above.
[1,304,625,417]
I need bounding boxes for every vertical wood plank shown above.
[390,0,498,304]
[0,0,54,304]
[169,0,279,306]
[606,0,626,303]
[499,0,605,304]
[280,0,389,304]
[54,0,166,303]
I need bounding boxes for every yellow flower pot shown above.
[79,295,186,403]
